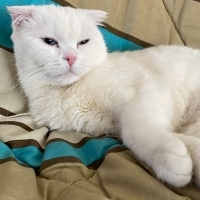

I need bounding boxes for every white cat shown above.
[8,5,200,187]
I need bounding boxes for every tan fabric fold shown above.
[59,0,200,48]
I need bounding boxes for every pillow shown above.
[0,0,142,52]
[0,0,56,50]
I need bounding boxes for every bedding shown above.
[0,0,200,199]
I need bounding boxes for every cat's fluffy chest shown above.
[29,80,125,136]
[28,53,139,135]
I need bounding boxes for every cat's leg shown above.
[177,120,200,187]
[175,134,200,187]
[119,98,192,187]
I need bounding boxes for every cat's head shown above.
[8,5,107,86]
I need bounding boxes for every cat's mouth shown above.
[44,65,82,85]
[46,67,79,85]
[47,68,76,77]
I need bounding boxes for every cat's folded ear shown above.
[7,6,34,28]
[85,9,108,26]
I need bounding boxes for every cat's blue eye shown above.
[42,38,58,46]
[78,39,90,46]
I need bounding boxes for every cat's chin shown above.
[47,71,81,86]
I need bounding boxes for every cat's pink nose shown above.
[65,55,76,67]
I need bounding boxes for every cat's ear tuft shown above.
[7,6,34,28]
[87,10,108,25]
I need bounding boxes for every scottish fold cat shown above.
[8,5,200,187]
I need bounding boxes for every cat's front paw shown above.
[191,148,200,187]
[186,138,200,187]
[152,139,192,187]
[174,134,200,187]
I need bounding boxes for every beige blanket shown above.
[1,0,200,199]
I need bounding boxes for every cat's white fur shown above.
[8,5,200,187]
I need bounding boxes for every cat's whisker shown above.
[26,70,47,82]
[5,68,47,113]
[10,58,53,90]
[17,59,53,74]
[7,69,48,107]
[5,58,53,98]
[19,69,47,86]
[14,70,48,96]
[11,68,45,91]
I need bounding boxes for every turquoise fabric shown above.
[12,146,43,168]
[99,27,142,52]
[43,138,121,166]
[0,138,122,169]
[0,0,142,51]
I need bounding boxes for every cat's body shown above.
[26,47,200,134]
[8,5,200,188]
